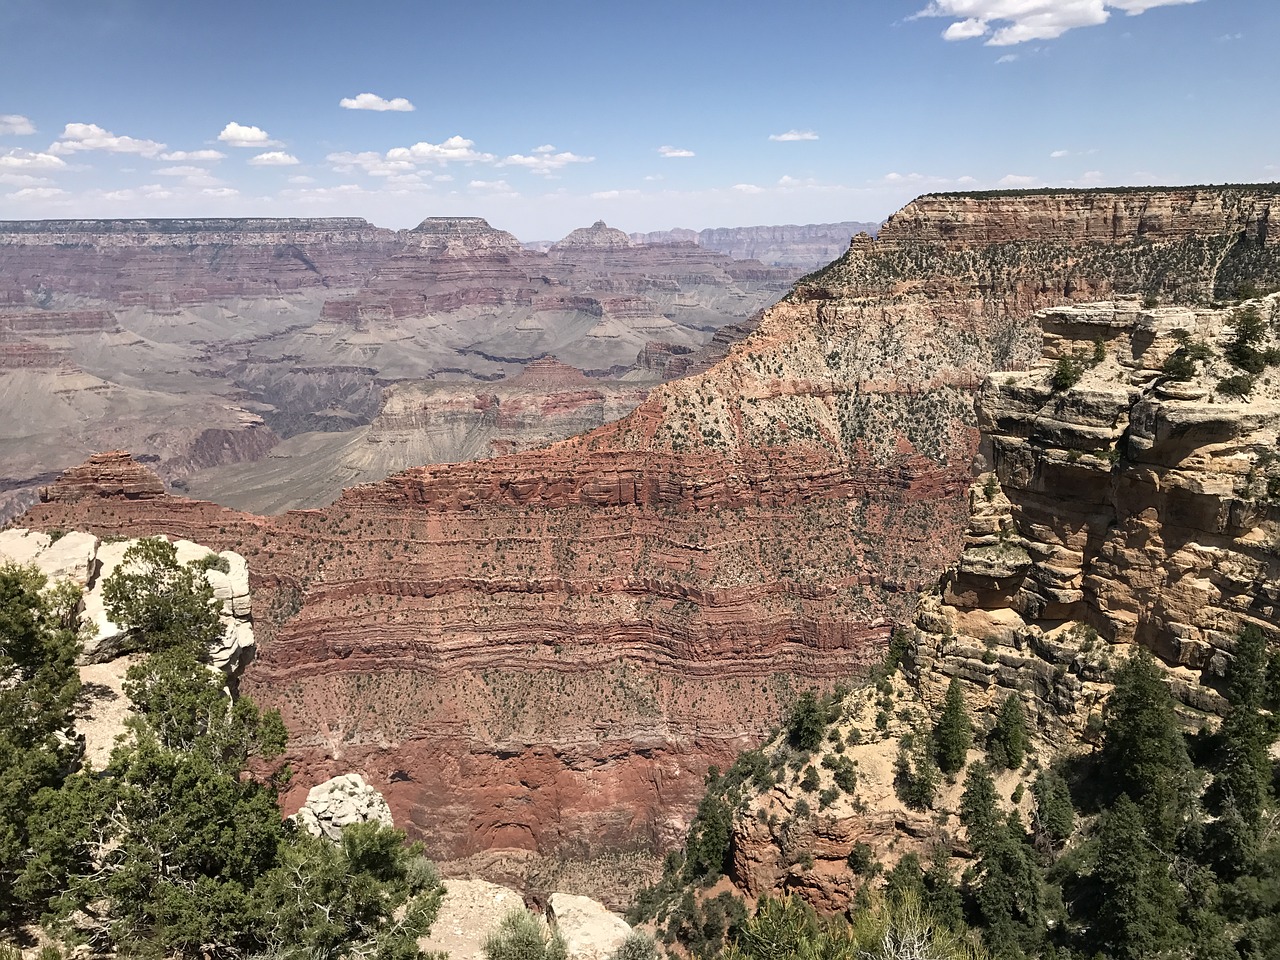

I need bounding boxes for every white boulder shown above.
[549,893,633,960]
[292,773,394,842]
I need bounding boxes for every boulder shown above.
[292,773,393,842]
[548,893,632,960]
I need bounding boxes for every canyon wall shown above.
[0,216,795,518]
[15,186,1279,870]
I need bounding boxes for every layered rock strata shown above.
[911,292,1280,733]
[1,216,796,519]
[16,187,1279,870]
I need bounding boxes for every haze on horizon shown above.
[1,0,1275,241]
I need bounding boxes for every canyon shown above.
[0,215,798,518]
[624,221,881,268]
[12,186,1279,888]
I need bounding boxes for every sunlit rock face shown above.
[16,186,1279,866]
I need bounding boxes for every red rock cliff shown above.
[18,186,1279,864]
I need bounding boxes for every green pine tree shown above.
[1091,794,1185,960]
[935,678,974,775]
[988,695,1028,771]
[0,564,82,928]
[1099,649,1193,848]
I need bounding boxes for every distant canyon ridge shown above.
[0,215,869,519]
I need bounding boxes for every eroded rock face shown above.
[911,292,1280,738]
[631,222,882,269]
[0,216,797,523]
[0,526,254,671]
[17,187,1279,869]
[39,451,166,504]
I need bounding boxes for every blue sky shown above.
[1,0,1274,239]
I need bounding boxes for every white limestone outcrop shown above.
[0,529,254,673]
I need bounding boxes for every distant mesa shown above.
[40,451,166,504]
[550,220,632,252]
[405,216,523,253]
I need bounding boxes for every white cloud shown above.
[155,165,210,177]
[778,175,819,187]
[943,16,990,39]
[158,149,225,162]
[733,183,764,194]
[643,174,664,181]
[998,173,1041,187]
[50,122,165,157]
[0,172,49,185]
[995,52,1020,62]
[468,178,516,195]
[499,149,594,176]
[915,0,1201,46]
[288,174,317,184]
[0,148,66,171]
[658,145,695,158]
[327,150,416,176]
[769,129,820,142]
[340,92,416,112]
[218,122,281,147]
[7,186,68,200]
[878,171,979,187]
[201,187,240,198]
[387,135,495,165]
[0,114,36,136]
[590,189,641,200]
[1050,149,1070,158]
[249,150,300,166]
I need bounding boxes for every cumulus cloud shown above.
[998,173,1041,187]
[0,114,36,136]
[50,122,165,156]
[249,151,300,166]
[769,129,819,142]
[201,187,240,198]
[327,150,417,176]
[1050,149,1070,157]
[158,149,225,162]
[289,174,317,184]
[878,171,979,187]
[0,148,67,171]
[915,0,1202,46]
[499,147,594,176]
[590,189,641,200]
[658,145,695,158]
[7,186,68,200]
[218,122,281,147]
[340,93,416,112]
[386,135,495,165]
[732,183,764,194]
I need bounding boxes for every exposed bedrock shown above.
[911,291,1280,742]
[15,187,1279,865]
